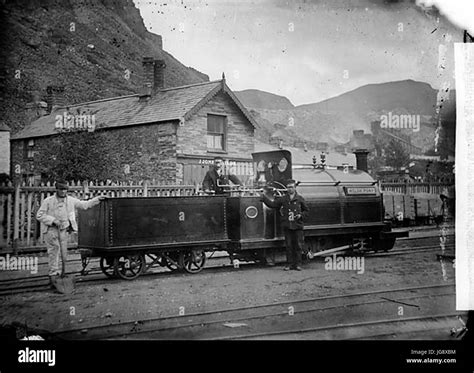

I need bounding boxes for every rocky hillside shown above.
[0,0,209,133]
[239,80,456,154]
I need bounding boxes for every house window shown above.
[23,139,35,159]
[27,139,35,159]
[207,114,226,151]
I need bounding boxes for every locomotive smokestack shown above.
[354,149,369,173]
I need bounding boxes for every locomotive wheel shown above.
[100,257,116,278]
[114,253,146,280]
[179,250,206,274]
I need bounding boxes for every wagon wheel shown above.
[100,257,116,278]
[80,256,91,276]
[114,253,146,280]
[179,250,206,274]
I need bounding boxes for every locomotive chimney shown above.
[353,148,369,173]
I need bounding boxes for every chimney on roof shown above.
[25,101,48,123]
[140,57,166,98]
[353,149,369,173]
[46,86,65,113]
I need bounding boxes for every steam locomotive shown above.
[78,150,407,280]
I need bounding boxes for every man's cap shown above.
[214,156,224,161]
[285,179,297,186]
[55,179,69,190]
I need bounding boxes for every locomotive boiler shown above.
[78,150,407,280]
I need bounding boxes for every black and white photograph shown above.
[0,0,473,370]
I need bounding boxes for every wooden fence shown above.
[0,180,454,250]
[380,182,452,195]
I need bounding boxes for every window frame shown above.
[24,139,35,160]
[206,113,227,153]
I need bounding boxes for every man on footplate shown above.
[202,156,242,194]
[262,179,309,271]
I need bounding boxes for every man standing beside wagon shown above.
[36,180,105,282]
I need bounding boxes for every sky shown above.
[134,0,472,106]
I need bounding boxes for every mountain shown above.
[298,80,439,116]
[0,0,209,133]
[235,89,294,110]
[240,80,455,155]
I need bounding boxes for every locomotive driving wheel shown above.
[100,257,116,278]
[179,250,206,274]
[114,253,146,280]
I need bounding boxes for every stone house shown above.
[11,58,257,186]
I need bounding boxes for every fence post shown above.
[83,181,90,199]
[26,192,33,246]
[12,182,20,254]
[143,181,148,197]
[0,193,5,249]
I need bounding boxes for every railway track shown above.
[45,283,460,340]
[0,230,454,258]
[227,314,463,340]
[0,241,455,296]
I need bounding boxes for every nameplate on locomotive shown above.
[344,187,376,195]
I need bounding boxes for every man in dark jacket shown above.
[203,157,242,194]
[262,179,309,270]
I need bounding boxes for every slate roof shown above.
[12,79,257,140]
